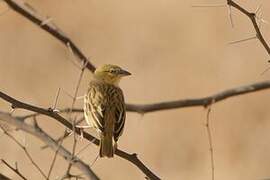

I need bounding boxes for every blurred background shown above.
[0,0,270,179]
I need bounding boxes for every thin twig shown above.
[46,131,66,179]
[52,87,61,111]
[65,63,87,176]
[228,5,234,28]
[227,0,270,58]
[192,4,226,8]
[75,142,92,157]
[229,36,257,45]
[0,112,99,180]
[205,107,214,180]
[41,117,85,150]
[0,125,48,179]
[260,65,270,75]
[1,159,27,180]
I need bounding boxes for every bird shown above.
[84,64,131,158]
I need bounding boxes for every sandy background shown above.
[0,0,270,179]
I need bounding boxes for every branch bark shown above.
[227,0,270,57]
[0,92,161,180]
[0,112,99,180]
[2,0,270,179]
[56,80,270,114]
[126,80,270,113]
[2,0,96,72]
[1,159,27,180]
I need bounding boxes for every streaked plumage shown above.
[84,64,131,158]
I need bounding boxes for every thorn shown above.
[32,116,40,129]
[260,18,269,25]
[23,2,37,13]
[53,109,60,113]
[15,162,18,170]
[89,154,99,167]
[81,60,89,70]
[260,65,270,75]
[61,89,75,100]
[75,143,91,157]
[52,87,61,110]
[255,4,262,14]
[40,17,53,26]
[66,128,74,136]
[10,108,15,115]
[22,133,27,147]
[66,42,81,70]
[228,5,234,28]
[191,4,226,8]
[229,36,257,45]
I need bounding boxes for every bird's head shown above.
[94,64,131,85]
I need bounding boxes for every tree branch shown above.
[53,80,270,114]
[2,0,270,179]
[0,112,99,180]
[0,159,27,180]
[125,80,270,113]
[1,80,269,178]
[0,93,161,180]
[0,125,47,179]
[227,0,270,57]
[2,0,96,72]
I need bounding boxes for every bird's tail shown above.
[100,133,114,158]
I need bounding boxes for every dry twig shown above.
[227,0,270,58]
[0,93,161,180]
[0,112,99,180]
[205,107,214,180]
[1,159,27,180]
[0,125,47,179]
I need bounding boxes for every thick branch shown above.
[2,0,96,72]
[0,93,161,180]
[227,0,270,57]
[0,112,99,180]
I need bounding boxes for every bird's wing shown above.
[113,89,126,142]
[84,84,106,132]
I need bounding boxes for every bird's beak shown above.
[119,69,131,76]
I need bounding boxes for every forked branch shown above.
[227,0,270,57]
[0,112,99,180]
[0,93,161,180]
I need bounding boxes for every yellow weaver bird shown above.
[84,64,131,158]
